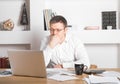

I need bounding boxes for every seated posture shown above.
[40,15,90,68]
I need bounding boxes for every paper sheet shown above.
[84,78,90,84]
[47,68,75,76]
[88,75,120,84]
[99,71,120,78]
[47,68,77,81]
[48,74,78,81]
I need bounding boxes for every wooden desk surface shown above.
[0,68,120,84]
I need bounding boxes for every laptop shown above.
[7,50,47,78]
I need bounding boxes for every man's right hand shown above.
[48,35,60,48]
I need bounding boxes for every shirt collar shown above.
[64,33,71,43]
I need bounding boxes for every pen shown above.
[117,77,120,81]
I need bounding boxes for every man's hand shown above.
[49,35,60,48]
[54,64,63,68]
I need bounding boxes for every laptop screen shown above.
[8,50,46,78]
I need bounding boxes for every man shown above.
[40,15,90,68]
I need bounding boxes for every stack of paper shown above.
[90,75,119,84]
[84,75,120,84]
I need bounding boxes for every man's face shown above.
[50,22,67,40]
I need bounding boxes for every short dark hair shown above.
[50,15,67,28]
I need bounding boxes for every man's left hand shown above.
[54,64,63,68]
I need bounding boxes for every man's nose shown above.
[52,30,58,35]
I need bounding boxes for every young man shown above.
[40,15,90,68]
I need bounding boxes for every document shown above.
[47,68,77,81]
[89,75,120,84]
[47,68,75,76]
[84,75,120,84]
[99,71,120,78]
[48,74,78,81]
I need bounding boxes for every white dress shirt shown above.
[40,33,90,68]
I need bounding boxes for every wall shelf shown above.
[69,30,120,44]
[0,30,119,45]
[0,31,32,44]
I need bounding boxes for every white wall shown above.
[30,0,44,50]
[86,44,118,68]
[45,0,118,30]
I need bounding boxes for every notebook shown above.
[7,50,46,78]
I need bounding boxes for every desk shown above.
[0,68,120,84]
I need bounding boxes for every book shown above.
[0,57,9,68]
[43,9,56,31]
[102,11,116,30]
[0,58,2,68]
[84,26,99,30]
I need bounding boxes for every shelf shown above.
[68,30,120,44]
[1,30,118,45]
[0,31,32,44]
